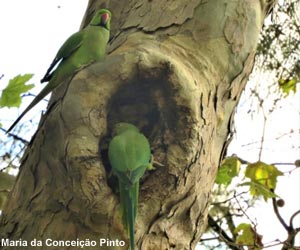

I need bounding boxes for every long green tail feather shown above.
[6,84,54,133]
[119,182,138,250]
[127,187,135,250]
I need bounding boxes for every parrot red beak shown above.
[101,13,110,24]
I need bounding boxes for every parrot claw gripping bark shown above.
[7,9,112,133]
[108,123,153,250]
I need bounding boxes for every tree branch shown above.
[271,193,289,231]
[289,209,300,228]
[271,190,300,250]
[206,214,243,250]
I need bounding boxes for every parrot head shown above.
[112,123,140,136]
[90,9,112,30]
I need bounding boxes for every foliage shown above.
[215,157,241,186]
[256,0,300,96]
[234,223,263,250]
[0,75,33,186]
[0,74,34,108]
[216,158,283,201]
[278,78,298,95]
[202,157,300,249]
[201,1,300,249]
[244,161,283,201]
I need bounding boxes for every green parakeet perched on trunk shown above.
[7,9,112,133]
[108,123,153,250]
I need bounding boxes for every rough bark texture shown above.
[1,0,270,249]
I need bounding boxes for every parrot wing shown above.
[40,31,84,83]
[129,164,150,184]
[113,164,149,187]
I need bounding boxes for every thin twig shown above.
[211,191,249,205]
[258,112,267,161]
[1,127,29,144]
[206,214,242,250]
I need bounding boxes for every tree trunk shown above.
[0,0,270,249]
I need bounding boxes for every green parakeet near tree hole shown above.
[108,123,153,250]
[7,9,112,133]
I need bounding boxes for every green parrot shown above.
[7,9,112,133]
[108,123,153,250]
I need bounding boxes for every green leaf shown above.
[241,181,278,201]
[216,156,241,186]
[234,223,263,249]
[0,74,34,108]
[278,78,299,95]
[244,161,283,200]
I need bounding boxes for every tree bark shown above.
[1,0,270,249]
